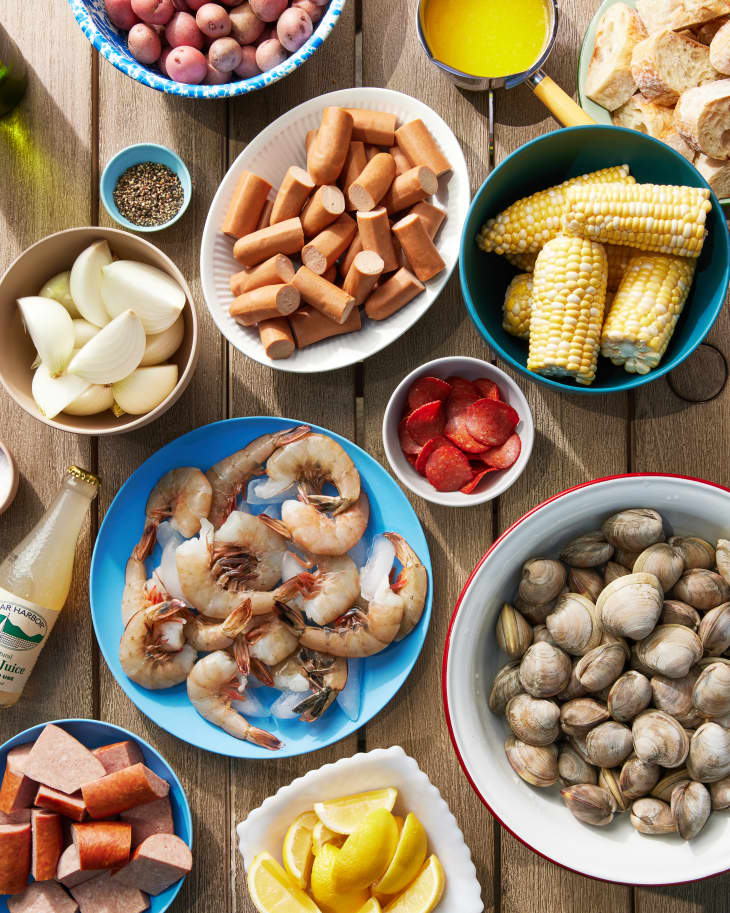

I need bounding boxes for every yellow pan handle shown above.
[531,74,594,127]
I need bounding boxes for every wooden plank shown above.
[0,7,95,725]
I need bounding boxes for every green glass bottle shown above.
[0,28,27,117]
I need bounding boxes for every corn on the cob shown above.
[605,243,639,292]
[528,236,608,386]
[477,166,634,257]
[562,183,711,258]
[505,251,538,271]
[601,253,696,374]
[503,273,533,340]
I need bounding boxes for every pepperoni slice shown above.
[444,376,477,398]
[443,394,488,454]
[405,400,445,447]
[465,398,519,447]
[414,435,450,475]
[424,443,473,492]
[407,376,452,412]
[483,432,522,470]
[398,417,421,456]
[473,378,501,401]
[460,467,498,494]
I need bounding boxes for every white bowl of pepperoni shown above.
[382,356,534,507]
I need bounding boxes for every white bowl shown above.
[444,474,730,885]
[236,745,483,913]
[200,88,470,373]
[382,356,534,507]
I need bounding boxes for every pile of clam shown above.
[489,507,730,840]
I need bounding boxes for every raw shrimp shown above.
[176,513,296,618]
[206,425,310,528]
[134,467,212,560]
[185,600,252,651]
[119,601,197,689]
[121,556,165,625]
[288,555,361,625]
[386,532,429,640]
[280,492,370,557]
[186,646,281,749]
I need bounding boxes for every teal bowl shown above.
[459,125,730,394]
[100,143,191,233]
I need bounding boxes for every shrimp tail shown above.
[133,520,159,561]
[303,491,354,516]
[275,600,306,634]
[294,687,338,722]
[232,637,251,676]
[247,726,283,751]
[259,514,292,540]
[250,658,275,687]
[278,425,311,446]
[221,599,253,639]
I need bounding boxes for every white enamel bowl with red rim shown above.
[382,356,534,507]
[443,474,730,885]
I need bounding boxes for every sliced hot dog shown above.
[120,797,174,848]
[7,880,78,913]
[35,785,87,822]
[70,871,148,913]
[56,844,103,888]
[112,834,192,896]
[23,725,106,796]
[0,744,37,814]
[31,809,63,881]
[0,808,31,825]
[81,764,169,820]
[0,822,31,894]
[72,821,131,871]
[92,741,144,776]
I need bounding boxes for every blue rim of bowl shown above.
[67,0,347,98]
[458,124,730,395]
[100,142,191,233]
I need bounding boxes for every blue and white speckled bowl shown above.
[67,0,347,99]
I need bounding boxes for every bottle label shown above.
[0,586,59,695]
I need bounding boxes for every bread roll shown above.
[586,3,647,111]
[675,77,730,156]
[710,19,730,69]
[631,29,717,105]
[695,151,730,193]
[612,93,696,159]
[637,0,730,35]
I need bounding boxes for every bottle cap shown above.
[67,466,101,487]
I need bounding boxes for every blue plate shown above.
[0,718,192,913]
[90,417,432,759]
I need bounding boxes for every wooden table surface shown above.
[2,0,730,910]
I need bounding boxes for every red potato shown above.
[292,0,323,22]
[205,62,230,82]
[256,24,277,42]
[250,0,287,21]
[255,37,287,70]
[229,2,266,43]
[159,45,173,73]
[196,2,231,36]
[105,0,140,29]
[171,0,190,9]
[234,44,260,76]
[166,44,208,81]
[185,0,208,7]
[165,10,205,47]
[127,22,162,62]
[131,0,174,24]
[208,36,242,70]
[276,6,312,51]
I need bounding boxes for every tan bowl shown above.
[0,227,199,436]
[0,440,19,515]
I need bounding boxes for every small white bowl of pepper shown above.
[100,143,191,233]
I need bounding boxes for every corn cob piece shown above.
[601,253,696,374]
[562,183,711,258]
[528,236,608,386]
[505,251,537,271]
[605,243,639,292]
[477,166,634,257]
[503,273,533,340]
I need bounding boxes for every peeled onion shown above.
[112,364,178,415]
[63,384,114,416]
[67,309,146,384]
[359,534,395,602]
[141,314,185,366]
[18,296,75,378]
[32,364,91,419]
[72,319,100,349]
[69,240,113,327]
[38,270,80,318]
[101,261,186,334]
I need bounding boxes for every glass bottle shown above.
[0,27,27,118]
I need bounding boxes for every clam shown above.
[559,531,614,568]
[698,602,730,656]
[518,558,567,605]
[597,572,663,641]
[633,543,684,592]
[599,766,629,812]
[561,784,617,826]
[659,600,700,631]
[629,798,677,835]
[488,661,523,715]
[614,548,642,570]
[567,567,604,602]
[650,671,698,719]
[556,659,588,701]
[709,777,730,809]
[558,745,598,787]
[504,736,558,787]
[671,781,711,839]
[687,722,730,782]
[604,561,631,585]
[632,710,690,768]
[519,642,572,698]
[671,569,730,611]
[602,508,664,552]
[651,768,690,802]
[630,643,655,678]
[668,536,715,570]
[514,595,556,625]
[717,539,730,585]
[545,593,602,656]
[619,754,660,799]
[496,602,533,660]
[532,624,557,645]
[607,671,652,723]
[560,698,610,737]
[575,642,627,692]
[692,661,730,718]
[569,734,592,763]
[636,625,703,679]
[506,694,560,746]
[585,720,633,768]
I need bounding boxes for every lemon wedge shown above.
[283,811,318,888]
[247,851,321,913]
[383,855,445,913]
[357,899,383,913]
[313,820,346,856]
[333,809,399,893]
[311,844,370,913]
[374,813,428,896]
[314,788,398,835]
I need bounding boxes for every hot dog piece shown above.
[232,217,304,267]
[257,197,274,231]
[290,305,362,349]
[391,212,446,281]
[322,265,337,283]
[35,786,87,822]
[31,809,63,881]
[292,266,356,324]
[112,834,192,896]
[395,119,452,177]
[81,764,169,820]
[301,213,357,275]
[230,254,295,297]
[345,108,397,146]
[70,872,148,913]
[0,809,31,825]
[383,166,438,214]
[357,207,399,273]
[222,170,272,239]
[340,141,367,197]
[364,144,380,161]
[300,185,345,237]
[24,726,106,796]
[270,166,315,225]
[365,267,425,320]
[389,144,411,176]
[230,284,300,326]
[258,318,295,360]
[410,200,446,240]
[347,153,397,212]
[0,822,31,894]
[72,822,131,871]
[307,107,353,185]
[305,129,318,152]
[343,250,384,306]
[7,881,78,913]
[339,233,363,277]
[92,741,144,776]
[0,744,38,814]
[120,798,174,848]
[56,845,103,888]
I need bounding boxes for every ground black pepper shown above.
[113,161,184,227]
